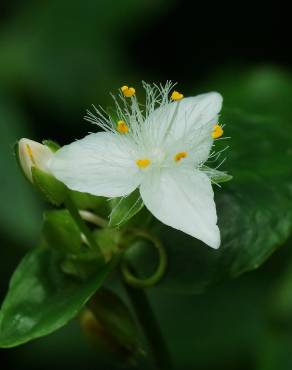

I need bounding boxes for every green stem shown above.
[79,210,108,228]
[123,277,172,370]
[121,229,167,288]
[64,193,105,262]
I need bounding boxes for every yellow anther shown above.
[171,90,184,101]
[26,144,36,165]
[121,85,136,97]
[174,151,188,162]
[136,159,151,169]
[212,124,224,139]
[117,120,129,134]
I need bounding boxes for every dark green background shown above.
[1,1,292,369]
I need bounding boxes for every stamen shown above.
[121,85,136,97]
[212,124,224,139]
[117,120,129,134]
[171,90,184,101]
[136,159,151,168]
[26,144,36,165]
[174,151,188,162]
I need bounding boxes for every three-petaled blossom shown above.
[49,82,227,249]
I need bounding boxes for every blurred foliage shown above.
[0,0,168,129]
[1,0,292,370]
[0,97,42,245]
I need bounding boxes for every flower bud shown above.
[16,138,66,205]
[17,138,53,183]
[80,289,143,364]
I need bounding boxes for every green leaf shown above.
[43,210,82,254]
[128,69,292,294]
[32,167,66,206]
[109,190,144,227]
[0,247,112,348]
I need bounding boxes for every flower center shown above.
[152,147,166,163]
[136,159,151,169]
[174,151,188,162]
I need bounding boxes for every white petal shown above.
[144,92,222,146]
[167,116,218,167]
[49,132,141,197]
[140,166,220,249]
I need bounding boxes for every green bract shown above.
[109,190,144,228]
[43,210,83,254]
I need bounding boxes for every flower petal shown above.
[167,115,218,167]
[49,132,141,197]
[140,166,220,248]
[144,92,223,146]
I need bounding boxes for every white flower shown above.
[49,82,226,249]
[18,138,53,182]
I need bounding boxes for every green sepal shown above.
[80,289,142,363]
[43,209,82,254]
[42,139,60,152]
[31,166,66,206]
[109,190,144,228]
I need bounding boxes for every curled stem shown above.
[121,229,167,288]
